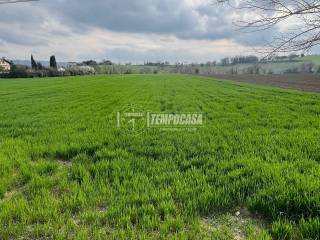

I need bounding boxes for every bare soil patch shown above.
[206,74,320,92]
[200,208,269,240]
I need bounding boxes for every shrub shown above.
[8,65,30,78]
[284,67,299,74]
[48,69,61,77]
[68,66,95,75]
[267,69,274,74]
[245,65,260,74]
[124,69,133,74]
[300,63,314,73]
[230,67,238,74]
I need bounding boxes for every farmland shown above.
[0,74,319,239]
[207,74,320,93]
[94,55,320,76]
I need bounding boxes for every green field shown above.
[0,74,319,239]
[302,55,320,65]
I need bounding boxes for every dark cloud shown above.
[0,28,47,46]
[43,0,276,45]
[0,0,271,44]
[0,0,277,61]
[0,3,48,45]
[42,0,239,40]
[47,0,196,34]
[0,2,73,46]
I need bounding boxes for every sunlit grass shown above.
[0,74,319,239]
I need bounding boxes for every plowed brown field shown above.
[208,74,320,92]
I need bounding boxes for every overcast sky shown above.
[0,0,298,63]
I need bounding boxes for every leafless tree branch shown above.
[217,0,320,56]
[0,0,39,5]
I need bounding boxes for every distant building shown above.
[58,67,66,72]
[0,57,12,72]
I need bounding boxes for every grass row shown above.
[0,74,319,239]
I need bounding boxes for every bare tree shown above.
[217,0,320,55]
[0,0,39,5]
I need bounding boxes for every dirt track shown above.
[206,74,320,93]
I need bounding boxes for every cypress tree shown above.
[31,54,37,70]
[50,55,57,69]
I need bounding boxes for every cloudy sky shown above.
[0,0,285,63]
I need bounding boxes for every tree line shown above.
[220,55,259,66]
[1,54,96,78]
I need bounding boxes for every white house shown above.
[0,57,11,72]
